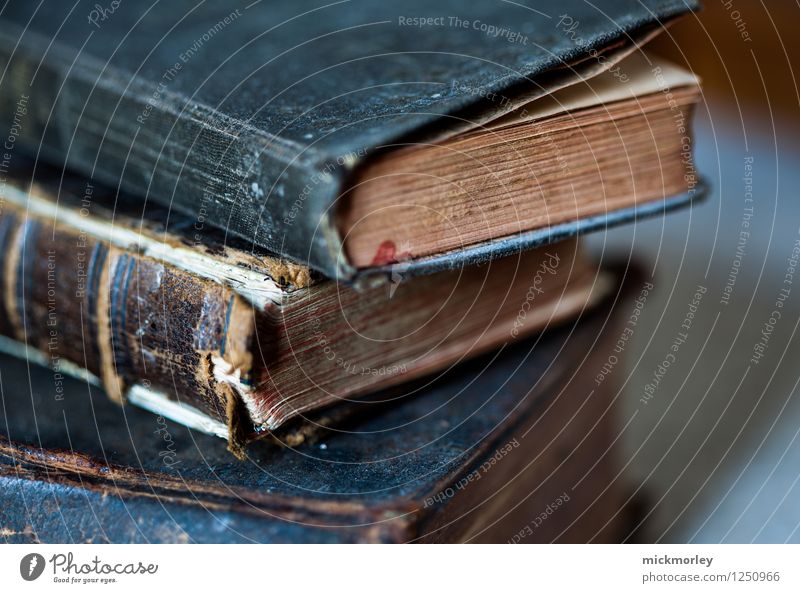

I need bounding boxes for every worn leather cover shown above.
[0,185,260,455]
[0,169,615,458]
[0,286,635,543]
[0,0,700,279]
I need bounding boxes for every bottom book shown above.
[0,273,636,543]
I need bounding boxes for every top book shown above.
[0,0,701,279]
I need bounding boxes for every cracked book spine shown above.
[0,199,257,455]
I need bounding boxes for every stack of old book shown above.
[0,0,702,543]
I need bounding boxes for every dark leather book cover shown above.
[0,169,618,456]
[0,289,635,543]
[0,0,700,279]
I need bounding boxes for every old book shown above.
[0,173,612,456]
[0,0,702,279]
[0,295,632,543]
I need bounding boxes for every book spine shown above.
[0,204,257,456]
[0,27,348,279]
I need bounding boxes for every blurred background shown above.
[586,0,800,542]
